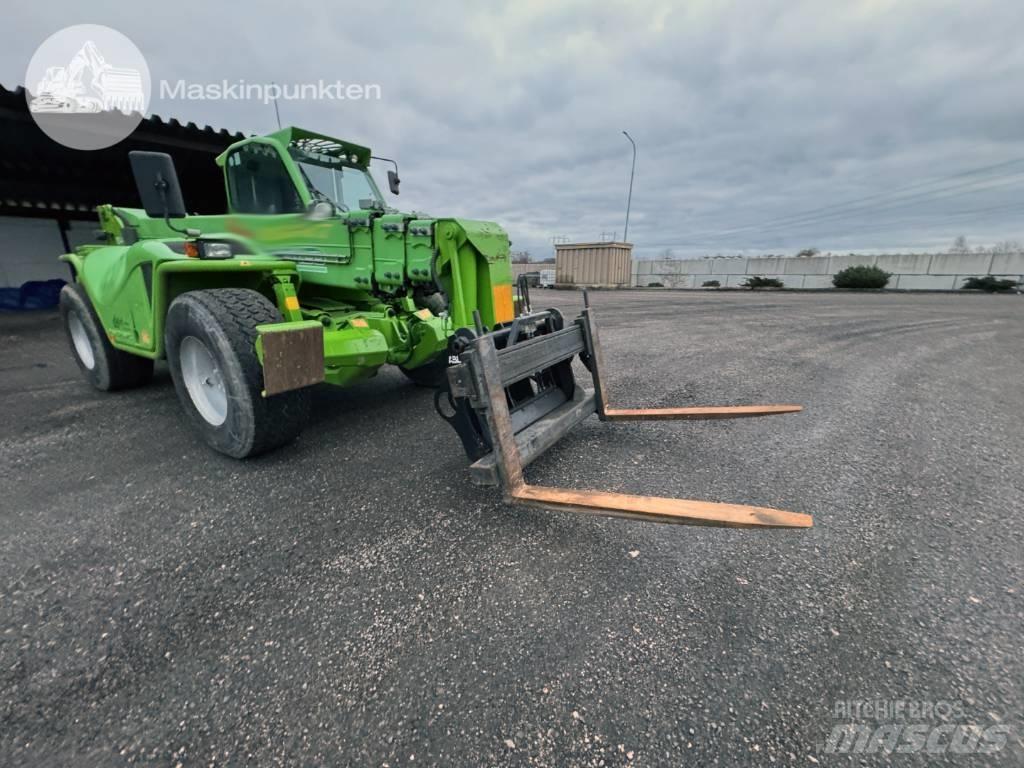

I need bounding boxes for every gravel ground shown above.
[1,290,1022,766]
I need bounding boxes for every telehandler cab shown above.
[60,126,811,528]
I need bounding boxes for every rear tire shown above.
[59,283,153,391]
[165,288,311,458]
[399,355,449,388]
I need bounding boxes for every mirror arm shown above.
[372,156,399,175]
[155,180,200,238]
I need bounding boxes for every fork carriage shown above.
[438,292,812,529]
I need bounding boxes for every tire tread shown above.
[167,288,310,457]
[60,283,153,391]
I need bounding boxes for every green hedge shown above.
[832,265,891,289]
[742,276,784,289]
[961,276,1020,292]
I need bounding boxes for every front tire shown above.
[399,355,449,388]
[59,283,153,391]
[165,289,311,458]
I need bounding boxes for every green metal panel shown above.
[406,219,436,286]
[344,211,376,291]
[458,218,512,266]
[77,242,156,351]
[372,213,407,291]
[434,219,513,329]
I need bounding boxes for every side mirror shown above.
[387,169,400,195]
[305,200,335,221]
[129,151,186,219]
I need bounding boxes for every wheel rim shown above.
[179,336,228,426]
[68,312,95,370]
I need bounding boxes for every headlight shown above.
[200,241,234,260]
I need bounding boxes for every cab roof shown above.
[216,126,372,168]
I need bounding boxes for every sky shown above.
[5,0,1024,259]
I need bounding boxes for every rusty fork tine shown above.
[602,404,802,421]
[511,485,813,528]
[580,304,803,424]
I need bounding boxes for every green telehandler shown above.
[60,125,811,528]
[60,126,515,458]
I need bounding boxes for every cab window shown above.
[225,144,304,214]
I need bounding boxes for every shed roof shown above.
[0,84,247,220]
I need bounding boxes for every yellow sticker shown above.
[139,330,151,345]
[284,295,300,311]
[350,317,369,328]
[415,308,432,320]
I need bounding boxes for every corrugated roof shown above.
[0,83,247,219]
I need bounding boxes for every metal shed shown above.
[555,242,633,288]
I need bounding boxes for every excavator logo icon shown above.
[26,24,151,150]
[30,40,145,115]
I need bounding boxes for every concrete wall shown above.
[632,252,1024,290]
[0,217,78,287]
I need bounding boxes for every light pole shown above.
[622,130,636,243]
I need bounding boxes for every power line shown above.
[712,202,1024,248]
[677,172,1024,245]
[659,199,1024,250]
[692,157,1024,236]
[686,170,1024,242]
[677,156,1024,243]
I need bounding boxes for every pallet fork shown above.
[438,293,812,528]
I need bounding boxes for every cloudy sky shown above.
[5,0,1024,258]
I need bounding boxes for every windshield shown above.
[294,157,383,212]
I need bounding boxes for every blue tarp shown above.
[0,279,67,310]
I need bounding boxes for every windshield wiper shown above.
[298,166,348,212]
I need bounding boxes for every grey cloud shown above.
[3,0,1023,258]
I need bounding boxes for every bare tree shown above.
[992,240,1023,255]
[951,235,970,254]
[656,259,689,288]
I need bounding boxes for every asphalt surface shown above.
[1,290,1022,766]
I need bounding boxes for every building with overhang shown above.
[0,84,245,290]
